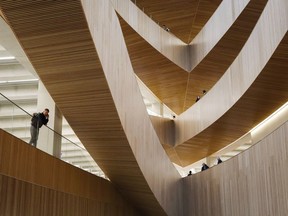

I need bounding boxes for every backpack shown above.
[31,113,40,128]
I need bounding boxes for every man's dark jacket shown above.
[31,112,48,129]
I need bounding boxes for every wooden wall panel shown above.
[184,0,268,109]
[0,129,139,215]
[118,16,188,114]
[0,174,137,216]
[0,1,183,215]
[173,0,288,165]
[149,116,174,146]
[116,0,265,114]
[183,121,288,216]
[110,0,190,71]
[81,1,183,215]
[131,0,222,43]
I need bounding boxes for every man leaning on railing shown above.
[29,108,49,147]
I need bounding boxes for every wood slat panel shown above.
[81,1,183,216]
[118,16,188,114]
[0,1,183,215]
[134,0,221,43]
[118,0,265,114]
[0,174,137,216]
[183,121,288,216]
[174,0,288,165]
[111,0,190,71]
[184,0,268,109]
[0,129,138,215]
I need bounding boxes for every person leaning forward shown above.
[29,108,49,147]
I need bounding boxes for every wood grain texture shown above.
[81,1,183,215]
[132,0,222,43]
[0,1,183,215]
[0,9,4,20]
[110,0,190,71]
[118,16,188,114]
[0,129,138,216]
[184,0,268,109]
[117,0,265,114]
[174,0,288,166]
[183,121,288,216]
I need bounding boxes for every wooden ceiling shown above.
[119,0,267,114]
[134,0,222,43]
[119,16,188,114]
[0,1,179,215]
[172,29,288,165]
[0,0,286,205]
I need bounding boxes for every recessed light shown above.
[0,56,16,60]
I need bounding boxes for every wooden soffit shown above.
[0,1,183,215]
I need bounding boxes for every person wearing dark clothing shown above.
[29,108,49,147]
[201,163,209,171]
[217,157,223,164]
[187,171,192,176]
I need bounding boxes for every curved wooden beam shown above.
[110,0,190,71]
[173,0,288,166]
[184,0,268,109]
[130,0,222,44]
[0,1,183,215]
[0,129,138,215]
[81,1,183,215]
[183,121,288,215]
[117,0,266,114]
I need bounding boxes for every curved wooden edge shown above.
[112,0,256,73]
[81,1,183,215]
[0,9,7,22]
[183,121,288,215]
[110,0,190,71]
[173,0,288,165]
[0,173,138,216]
[184,0,268,109]
[189,0,250,69]
[0,129,138,215]
[115,0,265,114]
[0,1,183,215]
[118,16,189,115]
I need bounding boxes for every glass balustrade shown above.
[0,92,107,179]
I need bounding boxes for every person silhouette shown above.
[217,157,223,164]
[201,163,209,171]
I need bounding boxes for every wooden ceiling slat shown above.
[119,0,267,114]
[134,0,221,43]
[173,0,288,165]
[0,1,182,215]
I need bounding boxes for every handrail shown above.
[0,92,107,178]
[0,92,86,151]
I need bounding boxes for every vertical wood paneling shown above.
[0,1,183,215]
[116,0,267,115]
[110,0,190,71]
[81,1,183,215]
[0,174,139,216]
[183,121,288,216]
[173,0,288,165]
[0,129,139,215]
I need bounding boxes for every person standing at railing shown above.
[29,108,49,147]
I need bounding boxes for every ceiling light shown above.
[0,56,16,60]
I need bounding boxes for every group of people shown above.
[195,90,207,102]
[187,157,223,176]
[202,157,222,171]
